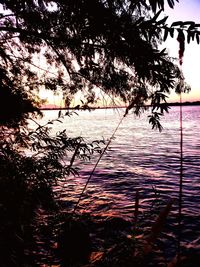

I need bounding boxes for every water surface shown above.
[40,106,200,253]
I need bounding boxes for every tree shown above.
[0,0,199,265]
[0,0,196,128]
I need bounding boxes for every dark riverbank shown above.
[40,101,200,111]
[35,211,200,267]
[169,101,200,106]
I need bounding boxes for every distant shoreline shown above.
[40,101,200,110]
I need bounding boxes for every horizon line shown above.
[40,100,200,110]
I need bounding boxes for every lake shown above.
[39,105,200,255]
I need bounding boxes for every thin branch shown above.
[0,13,15,19]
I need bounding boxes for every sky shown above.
[163,0,200,102]
[40,0,200,106]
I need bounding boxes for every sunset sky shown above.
[164,0,200,102]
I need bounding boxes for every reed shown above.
[134,189,140,225]
[146,198,174,244]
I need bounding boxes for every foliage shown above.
[0,0,197,128]
[0,60,40,128]
[0,113,104,266]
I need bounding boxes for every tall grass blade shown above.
[134,189,139,225]
[146,198,174,244]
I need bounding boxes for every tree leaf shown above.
[188,23,195,30]
[149,0,158,12]
[183,21,195,26]
[167,0,174,9]
[187,31,191,44]
[157,16,168,25]
[171,21,183,27]
[152,9,163,22]
[163,28,169,41]
[169,27,174,38]
[196,33,200,44]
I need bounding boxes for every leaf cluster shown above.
[0,112,104,266]
[163,20,200,44]
[0,0,196,129]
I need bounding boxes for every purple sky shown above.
[163,0,200,101]
[165,0,200,22]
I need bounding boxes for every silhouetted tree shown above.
[0,0,196,128]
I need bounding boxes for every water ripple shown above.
[42,106,200,253]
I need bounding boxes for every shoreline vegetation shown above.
[40,101,200,111]
[26,200,200,267]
